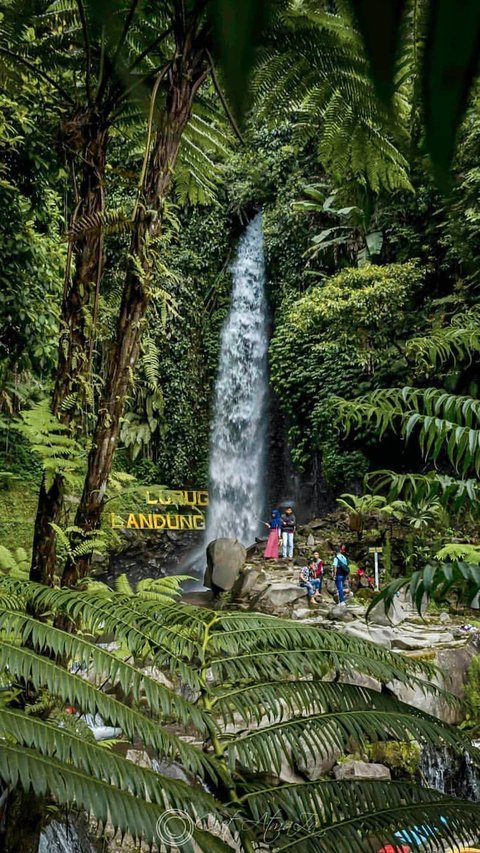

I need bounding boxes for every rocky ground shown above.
[205,520,480,727]
[57,517,480,851]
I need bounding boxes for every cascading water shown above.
[204,212,268,547]
[420,742,480,801]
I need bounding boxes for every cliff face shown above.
[267,384,336,523]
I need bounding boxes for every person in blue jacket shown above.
[333,544,350,605]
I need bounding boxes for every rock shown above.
[142,665,174,689]
[292,607,313,620]
[232,566,261,599]
[39,818,96,853]
[260,582,307,609]
[343,622,394,648]
[340,671,382,693]
[297,744,343,780]
[151,757,191,784]
[126,749,153,770]
[369,595,409,627]
[391,631,455,651]
[388,636,480,724]
[276,757,305,784]
[327,604,355,623]
[204,538,247,592]
[439,611,451,624]
[306,533,315,547]
[333,760,391,781]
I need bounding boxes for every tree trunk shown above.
[0,788,46,853]
[62,34,208,586]
[30,110,108,585]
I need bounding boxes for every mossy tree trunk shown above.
[30,111,109,585]
[62,12,210,585]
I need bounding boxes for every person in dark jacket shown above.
[281,506,296,559]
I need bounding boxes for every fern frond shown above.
[0,741,222,852]
[407,309,480,368]
[244,780,480,853]
[0,638,211,776]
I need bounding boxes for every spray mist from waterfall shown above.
[205,212,269,546]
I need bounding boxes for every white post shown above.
[374,550,380,591]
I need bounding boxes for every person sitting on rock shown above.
[312,550,324,591]
[281,506,296,560]
[333,544,350,606]
[299,564,321,604]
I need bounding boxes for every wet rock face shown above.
[39,817,95,853]
[204,537,247,592]
[97,529,203,586]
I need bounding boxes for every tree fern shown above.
[254,2,412,193]
[0,577,479,849]
[246,780,480,852]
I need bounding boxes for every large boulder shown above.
[333,761,391,781]
[342,621,395,648]
[260,582,307,610]
[204,538,247,592]
[296,744,343,780]
[388,636,480,724]
[327,604,355,623]
[369,594,409,627]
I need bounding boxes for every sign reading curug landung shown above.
[110,489,208,531]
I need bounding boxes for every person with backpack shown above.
[333,544,350,605]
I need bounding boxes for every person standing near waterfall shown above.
[263,509,282,559]
[281,506,296,560]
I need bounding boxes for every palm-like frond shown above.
[0,742,222,853]
[0,576,479,849]
[368,560,480,618]
[335,386,480,476]
[407,309,480,369]
[245,780,480,852]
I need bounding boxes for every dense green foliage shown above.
[1,574,480,852]
[270,262,425,480]
[3,0,480,846]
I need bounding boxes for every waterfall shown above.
[420,742,480,801]
[204,212,268,547]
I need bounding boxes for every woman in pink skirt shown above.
[263,509,282,559]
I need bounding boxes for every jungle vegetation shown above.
[2,0,480,850]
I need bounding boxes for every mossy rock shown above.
[367,741,421,779]
[354,588,376,602]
